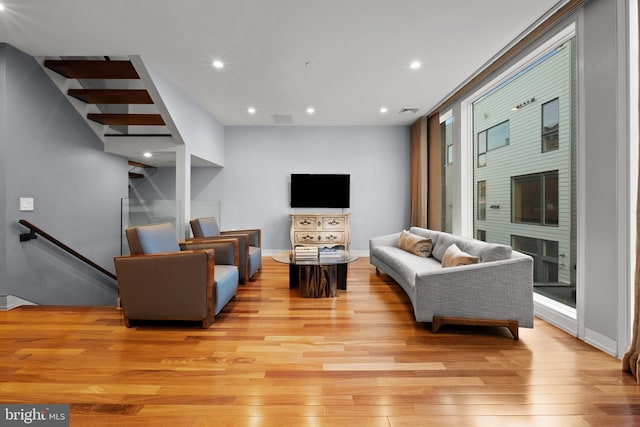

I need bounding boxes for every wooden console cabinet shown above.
[289,213,350,250]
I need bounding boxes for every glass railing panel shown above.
[190,200,222,225]
[121,199,181,255]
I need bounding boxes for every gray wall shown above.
[133,126,411,252]
[146,62,226,166]
[581,0,622,348]
[1,43,128,305]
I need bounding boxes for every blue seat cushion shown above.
[214,265,239,314]
[248,246,262,278]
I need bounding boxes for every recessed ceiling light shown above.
[212,60,224,69]
[380,107,388,114]
[410,61,422,70]
[306,107,315,114]
[247,107,256,114]
[0,3,5,11]
[143,152,152,158]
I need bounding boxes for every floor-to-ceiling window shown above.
[471,35,577,308]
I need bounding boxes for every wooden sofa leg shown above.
[431,316,445,334]
[431,316,519,340]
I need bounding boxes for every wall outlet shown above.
[19,197,34,211]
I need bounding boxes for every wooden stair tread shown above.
[87,113,165,126]
[68,89,153,104]
[44,60,139,79]
[128,160,154,169]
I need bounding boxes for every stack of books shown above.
[294,246,318,260]
[318,247,344,260]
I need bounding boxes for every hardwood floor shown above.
[0,257,638,426]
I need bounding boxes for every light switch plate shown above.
[20,197,34,211]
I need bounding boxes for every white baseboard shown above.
[584,327,618,357]
[534,293,578,336]
[534,293,618,357]
[0,295,37,311]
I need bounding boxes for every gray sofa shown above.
[369,227,534,338]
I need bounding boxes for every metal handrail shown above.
[18,219,117,281]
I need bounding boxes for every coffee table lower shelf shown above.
[289,263,348,297]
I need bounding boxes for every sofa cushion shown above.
[432,233,457,261]
[373,246,442,287]
[431,233,513,263]
[408,227,441,245]
[441,243,479,268]
[458,239,512,262]
[397,230,433,258]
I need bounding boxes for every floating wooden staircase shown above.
[43,59,165,130]
[41,57,177,169]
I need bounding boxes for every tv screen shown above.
[290,174,350,208]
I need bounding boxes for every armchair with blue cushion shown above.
[113,222,239,328]
[190,216,262,283]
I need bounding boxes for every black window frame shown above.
[511,170,559,226]
[541,98,560,152]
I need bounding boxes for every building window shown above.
[511,170,558,226]
[487,120,510,150]
[477,229,486,241]
[511,235,559,283]
[477,180,486,221]
[477,121,509,167]
[477,131,487,167]
[542,98,559,152]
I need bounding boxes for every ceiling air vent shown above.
[399,107,420,114]
[272,114,294,124]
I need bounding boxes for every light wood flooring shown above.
[0,257,638,426]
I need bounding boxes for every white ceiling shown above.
[0,0,564,128]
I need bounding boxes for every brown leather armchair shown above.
[114,222,239,328]
[190,217,262,283]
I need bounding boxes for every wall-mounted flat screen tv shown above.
[290,174,350,208]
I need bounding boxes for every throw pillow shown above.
[397,230,433,258]
[441,243,480,268]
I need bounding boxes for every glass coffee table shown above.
[272,249,358,298]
